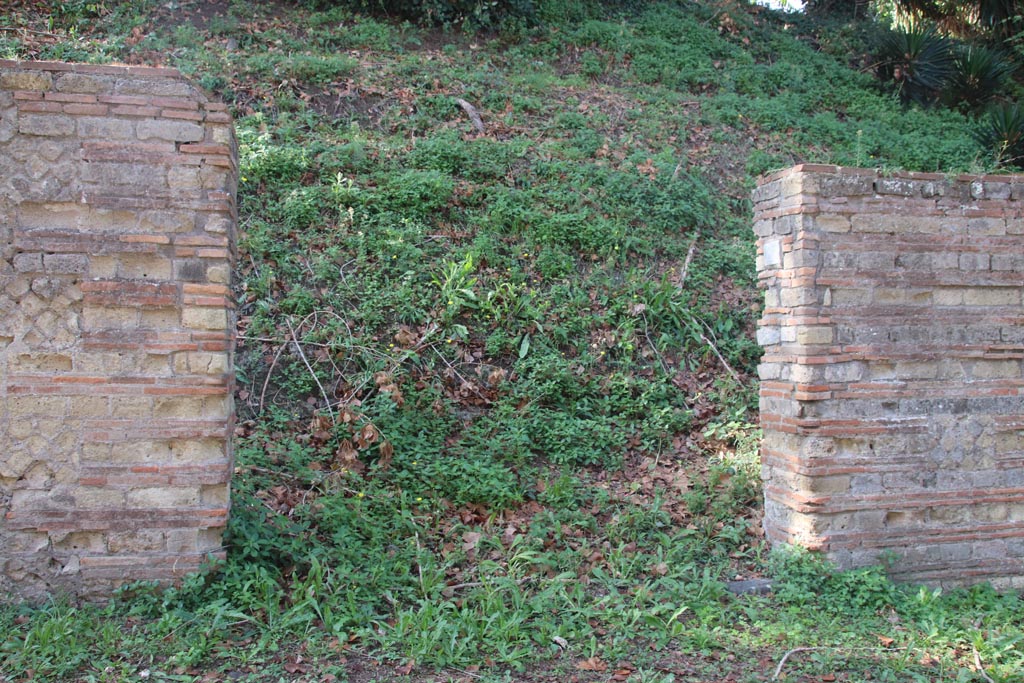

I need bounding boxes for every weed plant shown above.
[0,1,1021,681]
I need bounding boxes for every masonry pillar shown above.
[0,61,237,599]
[754,164,1024,588]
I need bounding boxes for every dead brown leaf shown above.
[283,658,308,674]
[393,326,418,347]
[335,439,365,474]
[577,657,607,672]
[501,524,518,546]
[462,531,482,554]
[636,158,657,179]
[354,423,379,448]
[379,382,405,406]
[378,440,394,471]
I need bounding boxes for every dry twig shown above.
[773,647,821,679]
[286,317,335,420]
[414,532,427,598]
[0,26,61,38]
[671,234,739,380]
[431,347,490,402]
[772,646,909,680]
[679,234,699,286]
[258,342,286,414]
[639,310,669,375]
[671,157,685,181]
[691,315,740,383]
[443,576,535,592]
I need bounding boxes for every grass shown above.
[1,0,1022,681]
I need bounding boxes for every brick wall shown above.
[0,61,237,599]
[754,164,1024,588]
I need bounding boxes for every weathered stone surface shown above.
[55,73,113,94]
[114,77,195,98]
[725,578,774,595]
[18,114,74,137]
[0,70,53,91]
[0,60,237,600]
[76,116,135,139]
[136,118,203,142]
[754,166,1024,589]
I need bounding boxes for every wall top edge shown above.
[757,163,1024,187]
[0,59,182,79]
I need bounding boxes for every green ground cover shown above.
[1,1,1022,681]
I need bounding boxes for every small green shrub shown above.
[534,246,575,279]
[381,169,456,216]
[531,408,627,467]
[49,0,108,31]
[280,186,327,230]
[406,130,471,175]
[244,52,357,84]
[238,121,312,184]
[309,13,399,50]
[531,211,618,253]
[770,547,899,616]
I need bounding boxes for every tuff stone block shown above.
[18,114,74,137]
[1,70,53,91]
[136,119,203,143]
[55,73,112,94]
[76,116,134,139]
[0,60,237,600]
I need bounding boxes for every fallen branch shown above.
[773,647,820,679]
[973,645,995,683]
[239,333,383,356]
[455,97,485,133]
[672,237,740,381]
[329,321,440,410]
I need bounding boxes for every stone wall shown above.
[0,61,237,599]
[754,165,1024,588]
